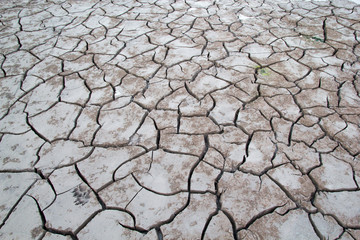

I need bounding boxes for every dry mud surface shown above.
[0,0,360,239]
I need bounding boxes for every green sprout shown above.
[303,35,325,43]
[255,65,270,76]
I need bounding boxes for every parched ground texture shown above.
[0,0,360,239]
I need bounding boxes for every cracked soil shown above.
[1,0,360,239]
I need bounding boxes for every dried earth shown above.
[0,0,360,239]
